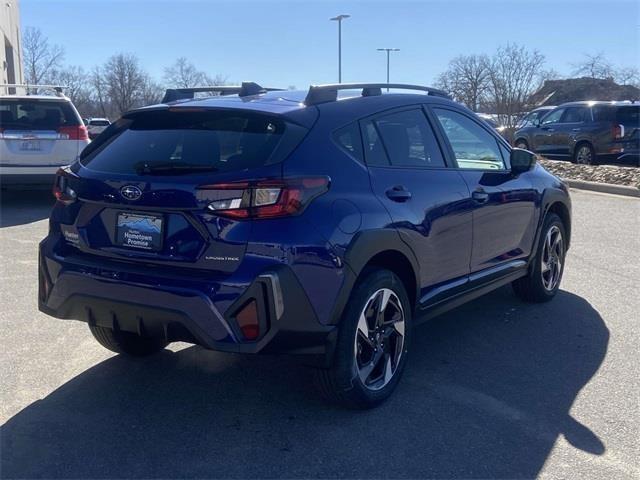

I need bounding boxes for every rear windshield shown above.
[0,99,80,130]
[616,106,639,124]
[89,120,110,126]
[81,111,287,175]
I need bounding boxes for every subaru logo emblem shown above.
[120,185,142,201]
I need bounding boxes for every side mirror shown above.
[510,148,536,174]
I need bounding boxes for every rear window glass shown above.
[0,99,80,130]
[81,111,287,175]
[616,106,639,124]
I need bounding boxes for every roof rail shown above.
[304,83,451,106]
[161,81,284,103]
[0,84,67,96]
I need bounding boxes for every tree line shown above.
[21,27,227,119]
[434,46,639,128]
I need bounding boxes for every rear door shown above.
[0,98,85,168]
[554,106,590,156]
[361,107,474,300]
[429,106,538,276]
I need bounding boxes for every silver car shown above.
[0,85,90,187]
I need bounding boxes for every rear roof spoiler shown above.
[0,84,67,96]
[304,83,451,106]
[162,82,284,103]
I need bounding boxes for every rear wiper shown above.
[134,162,219,175]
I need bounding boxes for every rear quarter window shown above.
[333,122,364,162]
[0,99,80,130]
[80,110,293,175]
[616,106,639,124]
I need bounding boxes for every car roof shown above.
[0,94,71,102]
[135,89,459,126]
[558,100,637,108]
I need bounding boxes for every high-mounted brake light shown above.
[52,168,77,205]
[197,177,330,219]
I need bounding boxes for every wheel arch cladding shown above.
[330,229,420,325]
[361,250,417,309]
[547,201,571,247]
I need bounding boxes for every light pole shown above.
[330,14,350,83]
[377,48,400,90]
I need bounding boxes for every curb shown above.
[562,179,640,198]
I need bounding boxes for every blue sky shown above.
[21,0,639,88]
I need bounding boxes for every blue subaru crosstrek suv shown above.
[39,82,572,408]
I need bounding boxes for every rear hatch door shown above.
[64,107,306,274]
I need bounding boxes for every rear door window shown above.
[616,106,639,124]
[0,99,80,130]
[80,110,291,175]
[373,109,446,168]
[561,107,589,123]
[361,109,446,168]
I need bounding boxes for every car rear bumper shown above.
[1,165,66,187]
[38,237,337,366]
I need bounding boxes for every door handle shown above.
[572,128,581,132]
[472,190,490,204]
[385,185,412,202]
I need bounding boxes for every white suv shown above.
[86,117,111,139]
[0,85,90,187]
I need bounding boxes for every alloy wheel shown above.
[576,146,592,165]
[353,288,405,391]
[541,225,563,291]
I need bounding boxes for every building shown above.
[1,0,23,89]
[529,77,640,106]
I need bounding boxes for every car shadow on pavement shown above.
[0,190,54,228]
[1,287,608,479]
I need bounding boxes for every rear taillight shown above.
[58,125,89,141]
[52,168,77,205]
[612,123,625,140]
[197,177,330,219]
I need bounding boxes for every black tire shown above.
[89,324,168,356]
[512,213,566,303]
[515,139,529,150]
[573,142,595,165]
[314,269,412,409]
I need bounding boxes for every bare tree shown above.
[203,73,228,87]
[615,66,640,86]
[22,27,65,88]
[486,44,546,128]
[435,54,490,111]
[90,66,111,118]
[50,65,93,114]
[139,75,164,106]
[163,57,207,88]
[572,52,614,79]
[104,53,146,115]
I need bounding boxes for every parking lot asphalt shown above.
[0,188,638,479]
